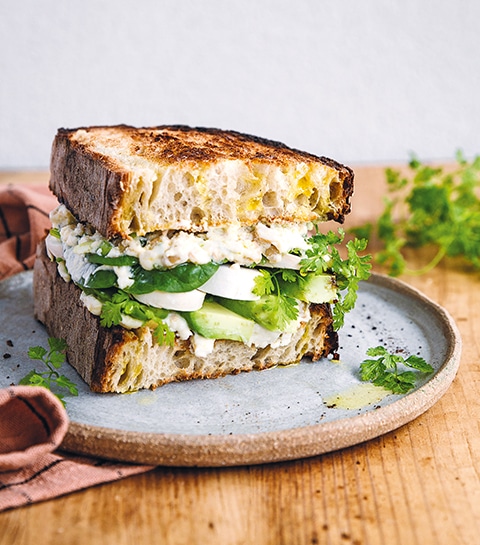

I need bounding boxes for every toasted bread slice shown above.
[50,125,353,239]
[33,241,338,393]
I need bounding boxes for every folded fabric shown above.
[0,385,68,472]
[0,185,155,511]
[0,185,58,280]
[0,386,153,511]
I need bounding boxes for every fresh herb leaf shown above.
[262,293,299,330]
[83,268,118,289]
[152,320,175,346]
[280,269,300,283]
[20,338,78,406]
[47,337,68,353]
[100,295,126,328]
[217,267,299,331]
[359,345,434,394]
[27,345,48,360]
[86,253,139,267]
[403,354,435,372]
[300,229,345,274]
[358,152,480,276]
[49,227,61,239]
[98,240,113,257]
[97,289,174,346]
[126,261,219,294]
[253,269,276,296]
[332,238,372,329]
[81,259,219,293]
[251,269,299,330]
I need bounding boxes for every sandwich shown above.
[33,125,366,393]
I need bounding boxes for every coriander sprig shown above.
[352,151,480,276]
[359,346,434,394]
[19,337,78,406]
[300,229,372,329]
[86,288,175,347]
[253,269,299,330]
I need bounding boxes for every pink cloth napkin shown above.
[0,185,57,280]
[0,186,155,512]
[0,386,153,511]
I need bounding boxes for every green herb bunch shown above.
[359,346,434,394]
[89,289,175,346]
[352,151,480,276]
[252,269,300,330]
[19,337,78,406]
[300,229,372,329]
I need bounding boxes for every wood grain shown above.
[1,165,479,545]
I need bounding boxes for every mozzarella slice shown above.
[79,292,103,316]
[120,314,144,329]
[199,264,261,301]
[133,289,205,311]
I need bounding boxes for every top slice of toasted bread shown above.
[50,125,354,238]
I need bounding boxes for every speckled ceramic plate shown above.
[0,271,461,466]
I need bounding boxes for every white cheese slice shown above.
[192,334,216,357]
[262,254,302,269]
[133,289,205,312]
[199,264,261,301]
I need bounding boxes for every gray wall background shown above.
[1,0,479,169]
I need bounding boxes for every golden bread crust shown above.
[56,124,349,168]
[50,125,354,238]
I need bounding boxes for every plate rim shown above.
[54,272,462,467]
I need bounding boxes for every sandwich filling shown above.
[46,204,362,357]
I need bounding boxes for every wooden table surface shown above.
[0,166,479,545]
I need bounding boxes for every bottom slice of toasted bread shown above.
[33,241,338,393]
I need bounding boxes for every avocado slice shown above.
[215,294,295,332]
[182,300,255,342]
[280,273,337,303]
